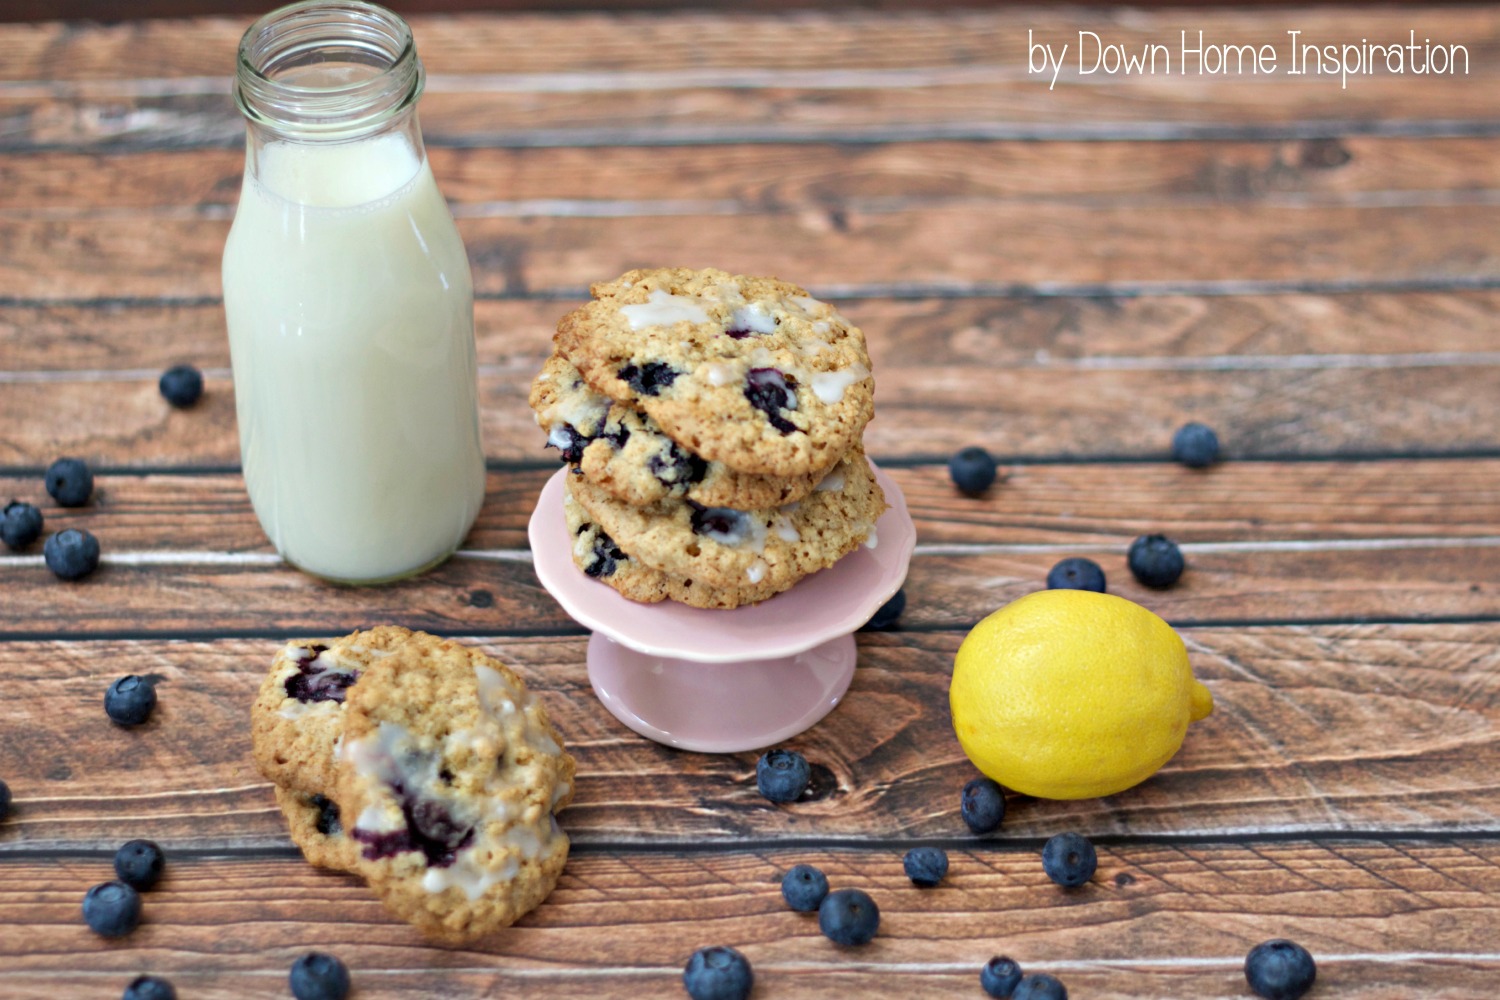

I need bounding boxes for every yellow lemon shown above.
[949,589,1214,799]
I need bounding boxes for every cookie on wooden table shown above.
[250,626,415,795]
[567,448,885,596]
[554,267,875,478]
[531,351,834,509]
[333,635,575,944]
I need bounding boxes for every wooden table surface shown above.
[3,4,1499,997]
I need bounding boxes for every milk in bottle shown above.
[223,1,484,583]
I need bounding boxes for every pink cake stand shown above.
[528,463,915,753]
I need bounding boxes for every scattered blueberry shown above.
[45,457,94,507]
[114,839,166,891]
[82,880,142,937]
[1172,421,1220,468]
[1127,533,1185,588]
[1012,973,1068,999]
[158,365,204,408]
[981,956,1024,998]
[960,777,1006,834]
[289,951,351,1000]
[311,793,342,836]
[44,527,101,580]
[583,529,627,579]
[818,887,880,946]
[744,367,798,434]
[122,974,177,1000]
[903,846,949,888]
[1245,939,1317,1000]
[1046,557,1106,593]
[780,864,830,912]
[756,748,811,803]
[105,675,157,727]
[284,647,357,703]
[619,361,679,396]
[1,501,43,550]
[1041,832,1097,888]
[860,587,905,631]
[949,446,997,496]
[0,779,10,822]
[682,945,753,1000]
[548,423,589,464]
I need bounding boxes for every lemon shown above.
[949,589,1213,800]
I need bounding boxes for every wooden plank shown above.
[1,626,1497,848]
[2,842,1498,997]
[2,8,1493,81]
[9,291,1500,374]
[1,541,1498,635]
[2,200,1499,299]
[5,459,1499,557]
[4,363,1499,466]
[7,75,1499,155]
[5,136,1499,214]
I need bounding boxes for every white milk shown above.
[223,134,485,582]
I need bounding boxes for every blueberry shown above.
[1012,973,1068,999]
[756,748,811,803]
[122,975,176,1000]
[311,793,342,836]
[114,839,166,891]
[818,887,879,946]
[744,367,797,434]
[1041,832,1097,888]
[105,675,157,727]
[352,788,473,868]
[682,945,753,1000]
[0,779,10,822]
[1046,557,1105,593]
[45,457,94,507]
[960,777,1006,834]
[647,444,708,487]
[1,501,43,550]
[289,952,351,1000]
[619,361,679,396]
[780,864,829,912]
[859,588,905,631]
[583,529,627,578]
[949,446,997,496]
[82,880,142,937]
[1245,939,1317,1000]
[689,503,754,546]
[158,364,204,409]
[548,423,590,464]
[1127,533,1185,588]
[903,846,948,888]
[44,527,101,580]
[981,956,1024,998]
[1172,421,1220,468]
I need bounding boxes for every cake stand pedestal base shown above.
[586,632,857,753]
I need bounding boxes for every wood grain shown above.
[5,458,1499,556]
[2,841,1499,998]
[4,362,1500,466]
[3,137,1500,214]
[2,198,1497,301]
[4,8,1493,81]
[1,626,1496,849]
[10,291,1500,373]
[2,541,1498,636]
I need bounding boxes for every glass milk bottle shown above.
[223,1,485,584]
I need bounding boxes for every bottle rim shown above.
[234,0,423,140]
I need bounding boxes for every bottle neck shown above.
[234,1,424,144]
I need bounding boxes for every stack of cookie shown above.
[531,266,885,609]
[250,627,576,944]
